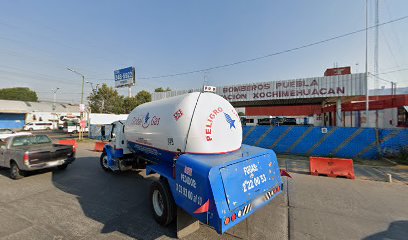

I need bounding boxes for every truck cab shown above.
[100,121,143,172]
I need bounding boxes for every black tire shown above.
[72,130,78,134]
[57,164,68,170]
[10,161,24,180]
[29,128,34,131]
[100,152,110,171]
[46,127,51,130]
[149,179,176,226]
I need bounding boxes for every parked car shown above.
[23,122,54,131]
[0,135,75,179]
[0,128,31,140]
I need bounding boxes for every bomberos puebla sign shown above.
[218,73,366,102]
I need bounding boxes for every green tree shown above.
[88,84,124,114]
[154,87,171,92]
[123,97,139,113]
[135,90,152,104]
[88,85,152,114]
[0,87,38,101]
[123,91,152,113]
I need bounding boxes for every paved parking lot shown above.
[0,141,407,240]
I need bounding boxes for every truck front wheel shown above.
[100,152,110,171]
[149,179,176,226]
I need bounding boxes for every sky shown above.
[0,0,407,103]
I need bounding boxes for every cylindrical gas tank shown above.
[125,92,242,161]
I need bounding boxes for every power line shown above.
[378,67,408,75]
[137,15,408,80]
[0,70,77,85]
[0,64,76,82]
[36,91,86,95]
[369,72,393,84]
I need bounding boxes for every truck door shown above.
[0,139,10,167]
[0,140,6,166]
[110,123,116,141]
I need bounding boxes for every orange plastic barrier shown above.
[310,157,355,179]
[94,141,106,152]
[58,139,78,152]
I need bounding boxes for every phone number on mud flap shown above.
[242,174,267,193]
[176,183,203,205]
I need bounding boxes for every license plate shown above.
[48,160,63,167]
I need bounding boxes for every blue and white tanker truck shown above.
[100,89,285,235]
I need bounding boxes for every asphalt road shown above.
[0,142,407,240]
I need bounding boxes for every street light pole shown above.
[67,67,85,140]
[85,81,100,94]
[67,68,85,103]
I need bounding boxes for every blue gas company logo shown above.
[130,112,160,129]
[142,112,150,128]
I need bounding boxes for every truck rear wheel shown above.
[10,162,24,180]
[149,179,176,226]
[100,152,110,171]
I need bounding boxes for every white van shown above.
[23,122,54,131]
[63,120,88,134]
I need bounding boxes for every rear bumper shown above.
[23,157,75,171]
[218,183,284,233]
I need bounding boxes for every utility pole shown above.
[81,75,84,105]
[128,86,132,97]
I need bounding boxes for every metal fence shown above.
[242,126,408,160]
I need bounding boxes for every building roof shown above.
[0,99,80,114]
[152,73,367,107]
[89,113,128,125]
[152,74,407,108]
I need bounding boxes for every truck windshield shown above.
[12,135,52,147]
[64,121,77,127]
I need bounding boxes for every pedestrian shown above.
[101,125,105,141]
